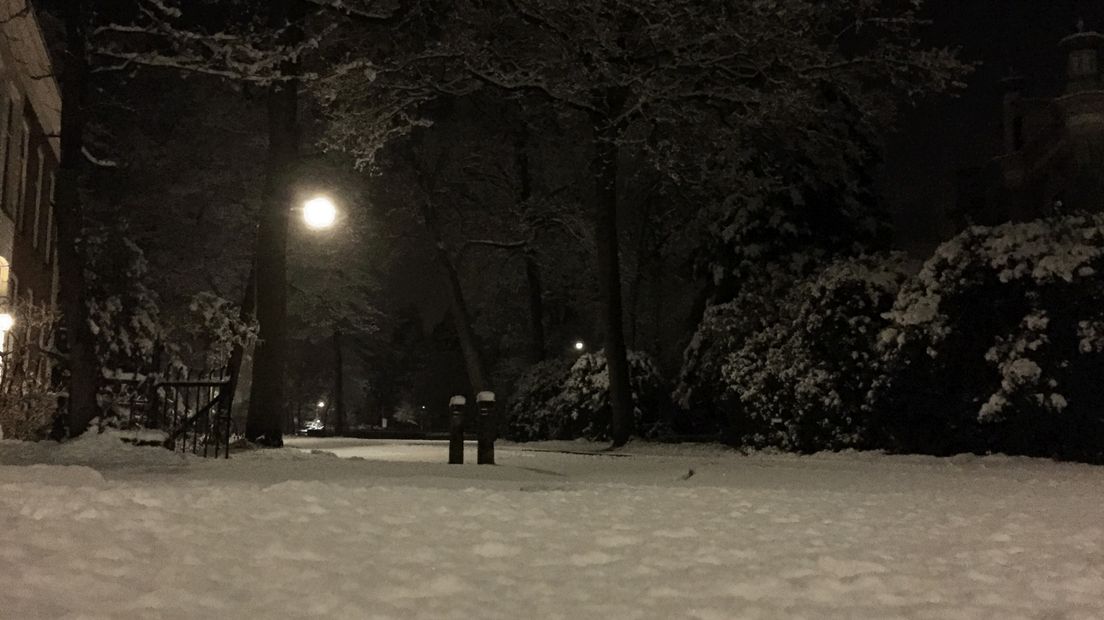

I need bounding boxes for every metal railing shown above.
[107,367,234,458]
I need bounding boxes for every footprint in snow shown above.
[569,551,617,566]
[472,541,521,558]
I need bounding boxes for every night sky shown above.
[886,0,1104,252]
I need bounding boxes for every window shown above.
[44,172,54,262]
[0,94,13,216]
[23,287,32,342]
[32,146,43,248]
[22,287,32,372]
[1070,49,1098,79]
[15,119,29,231]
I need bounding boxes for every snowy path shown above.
[3,435,1104,619]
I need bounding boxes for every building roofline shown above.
[1059,31,1104,50]
[0,0,61,159]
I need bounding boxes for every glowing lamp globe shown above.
[303,196,337,229]
[316,400,326,409]
[574,340,585,351]
[0,313,12,332]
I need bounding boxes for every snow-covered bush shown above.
[180,292,257,368]
[876,216,1104,460]
[505,358,573,441]
[723,254,911,451]
[506,351,669,441]
[557,351,669,440]
[680,103,890,437]
[85,231,165,371]
[674,288,780,436]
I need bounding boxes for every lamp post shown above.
[0,310,11,383]
[304,197,340,436]
[574,340,585,352]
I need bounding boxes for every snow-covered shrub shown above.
[723,254,911,451]
[506,351,669,441]
[681,103,890,437]
[180,292,257,368]
[84,231,165,371]
[505,358,573,441]
[876,216,1104,460]
[557,351,669,440]
[674,288,781,436]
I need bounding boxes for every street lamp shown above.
[0,311,11,359]
[316,400,326,409]
[302,196,337,230]
[574,340,585,352]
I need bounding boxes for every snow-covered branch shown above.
[81,147,119,168]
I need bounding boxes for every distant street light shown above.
[574,340,585,352]
[302,196,337,229]
[316,400,326,409]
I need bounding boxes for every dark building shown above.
[954,26,1104,228]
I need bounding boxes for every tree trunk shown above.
[54,0,99,438]
[627,253,645,351]
[514,123,546,363]
[420,201,489,394]
[591,114,633,447]
[524,253,546,362]
[332,327,345,435]
[245,0,302,447]
[223,262,255,415]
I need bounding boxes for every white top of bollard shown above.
[449,396,467,406]
[476,391,496,403]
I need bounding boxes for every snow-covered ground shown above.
[3,435,1104,619]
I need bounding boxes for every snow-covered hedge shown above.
[506,351,669,441]
[722,254,911,451]
[876,216,1104,460]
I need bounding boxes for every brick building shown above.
[954,27,1104,227]
[0,0,60,359]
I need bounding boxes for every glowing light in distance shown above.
[303,196,337,229]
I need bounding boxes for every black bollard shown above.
[476,391,496,465]
[448,395,466,464]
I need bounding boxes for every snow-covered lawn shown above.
[3,435,1104,619]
